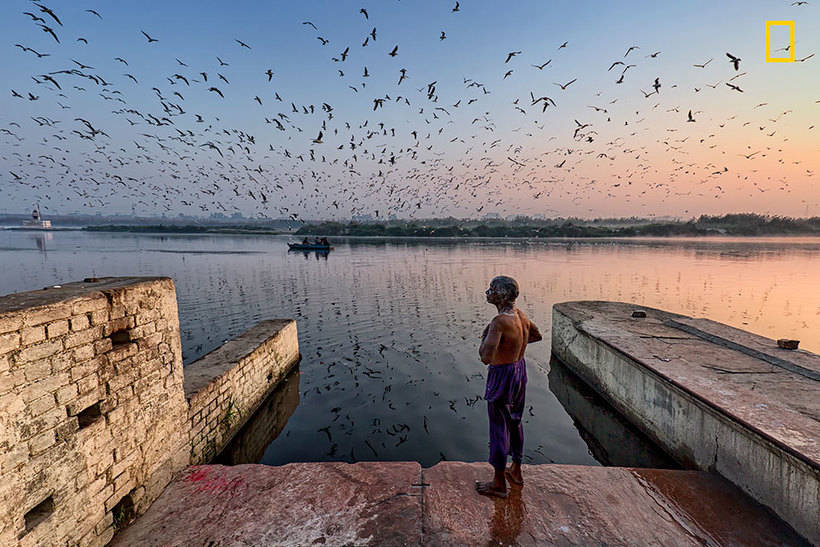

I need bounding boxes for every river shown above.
[2,229,818,467]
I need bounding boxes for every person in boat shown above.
[314,237,322,246]
[476,276,542,499]
[320,237,330,246]
[301,237,310,245]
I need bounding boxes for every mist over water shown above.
[2,230,818,466]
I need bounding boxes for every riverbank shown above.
[82,213,820,238]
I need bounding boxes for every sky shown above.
[1,0,818,221]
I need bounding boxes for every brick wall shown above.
[0,278,189,546]
[185,320,300,465]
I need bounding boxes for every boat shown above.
[288,243,334,251]
[22,204,52,230]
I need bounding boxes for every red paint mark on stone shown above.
[185,468,211,483]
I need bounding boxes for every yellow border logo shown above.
[765,21,795,62]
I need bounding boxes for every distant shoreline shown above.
[81,214,820,238]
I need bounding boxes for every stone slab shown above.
[424,462,807,546]
[110,462,423,546]
[112,462,807,546]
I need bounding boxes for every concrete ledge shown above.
[112,462,807,546]
[551,301,819,544]
[184,320,300,464]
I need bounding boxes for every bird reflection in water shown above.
[486,485,526,546]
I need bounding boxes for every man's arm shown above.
[479,319,501,364]
[527,317,543,343]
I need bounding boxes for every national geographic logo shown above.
[765,21,794,63]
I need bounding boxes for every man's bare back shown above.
[480,308,542,365]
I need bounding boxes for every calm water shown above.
[2,230,819,468]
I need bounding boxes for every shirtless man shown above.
[476,276,542,498]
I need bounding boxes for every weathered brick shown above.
[0,314,22,335]
[21,325,46,345]
[56,383,79,405]
[46,319,69,338]
[109,305,126,320]
[0,332,20,356]
[64,327,101,349]
[22,372,70,402]
[94,338,113,355]
[24,303,72,327]
[66,388,102,416]
[70,356,105,382]
[69,314,90,332]
[55,417,79,443]
[28,393,57,417]
[72,297,107,315]
[0,354,9,374]
[18,339,63,364]
[107,343,137,363]
[77,374,98,395]
[90,310,109,326]
[23,358,53,382]
[73,343,96,362]
[29,429,56,456]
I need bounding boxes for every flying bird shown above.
[360,8,368,19]
[141,30,158,43]
[505,51,522,63]
[389,45,398,57]
[726,52,741,70]
[554,78,577,90]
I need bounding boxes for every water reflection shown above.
[31,232,53,252]
[548,357,678,469]
[1,231,818,467]
[214,367,301,465]
[486,487,525,547]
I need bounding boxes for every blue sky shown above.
[1,0,818,220]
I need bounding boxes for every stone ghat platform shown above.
[111,462,807,546]
[551,301,819,544]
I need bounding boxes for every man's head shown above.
[486,275,519,305]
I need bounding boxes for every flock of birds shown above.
[2,1,818,220]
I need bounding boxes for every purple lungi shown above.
[485,357,527,471]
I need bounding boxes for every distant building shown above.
[352,214,374,222]
[482,212,500,220]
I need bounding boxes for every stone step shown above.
[111,461,807,546]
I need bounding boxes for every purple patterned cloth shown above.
[484,357,527,471]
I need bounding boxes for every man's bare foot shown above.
[505,463,523,486]
[475,481,507,499]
